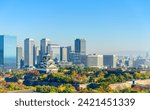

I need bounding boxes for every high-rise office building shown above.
[66,46,72,62]
[60,47,68,62]
[40,38,50,57]
[86,54,103,68]
[47,44,60,63]
[24,38,35,67]
[60,46,72,62]
[0,35,16,69]
[103,55,117,68]
[73,39,86,66]
[75,39,86,55]
[16,46,23,68]
[70,52,82,64]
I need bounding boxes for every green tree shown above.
[106,74,118,83]
[117,74,125,82]
[134,72,141,79]
[124,73,133,80]
[58,84,77,93]
[36,86,58,93]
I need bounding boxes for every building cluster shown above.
[1,35,150,73]
[117,54,150,69]
[0,35,119,73]
[18,37,118,71]
[86,54,117,69]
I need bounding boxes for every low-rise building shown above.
[103,55,117,68]
[86,54,103,68]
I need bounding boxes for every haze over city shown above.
[0,0,150,56]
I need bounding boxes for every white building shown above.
[37,54,58,73]
[24,38,35,67]
[86,54,103,68]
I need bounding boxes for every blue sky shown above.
[0,0,150,55]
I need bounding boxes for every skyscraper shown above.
[40,38,50,57]
[75,38,86,55]
[16,46,23,68]
[60,46,72,62]
[72,39,86,66]
[66,46,72,62]
[24,38,35,67]
[60,47,68,62]
[0,35,16,69]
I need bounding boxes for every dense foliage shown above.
[0,67,150,93]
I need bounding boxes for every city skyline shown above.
[1,35,150,72]
[0,0,150,55]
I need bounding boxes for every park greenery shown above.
[0,66,150,93]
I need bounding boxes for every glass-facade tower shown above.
[0,35,17,69]
[75,39,86,55]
